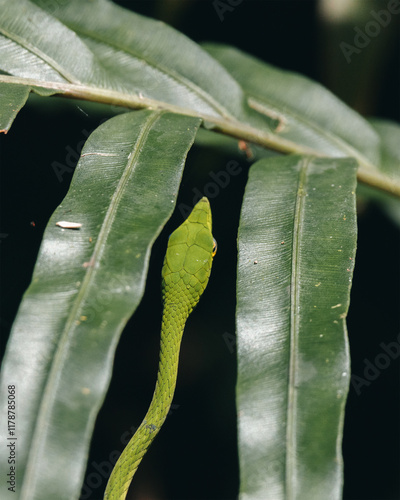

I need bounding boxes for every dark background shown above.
[0,1,399,499]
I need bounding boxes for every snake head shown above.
[161,197,216,309]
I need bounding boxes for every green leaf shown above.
[0,0,269,133]
[39,0,269,127]
[0,0,115,85]
[0,82,30,132]
[203,43,380,167]
[236,155,357,499]
[363,118,400,226]
[0,82,59,131]
[369,118,400,178]
[0,109,201,500]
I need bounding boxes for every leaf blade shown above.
[0,0,116,85]
[0,82,30,132]
[0,110,201,500]
[40,0,243,118]
[203,43,381,167]
[236,155,357,499]
[362,118,400,226]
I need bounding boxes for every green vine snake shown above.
[104,197,216,500]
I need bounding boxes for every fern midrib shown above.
[286,159,309,500]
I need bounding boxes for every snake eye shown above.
[212,238,217,257]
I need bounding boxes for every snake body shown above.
[104,197,216,500]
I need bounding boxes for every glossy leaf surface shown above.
[236,155,357,500]
[203,43,380,166]
[0,110,201,500]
